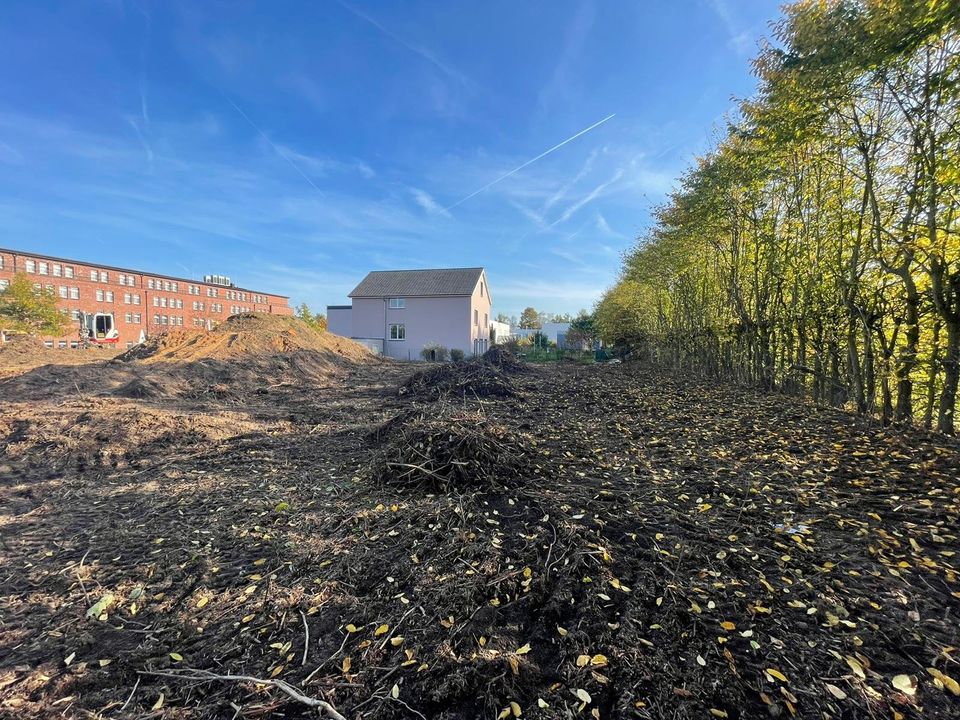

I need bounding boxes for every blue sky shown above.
[0,0,780,317]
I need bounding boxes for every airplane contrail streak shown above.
[443,113,615,213]
[225,96,325,196]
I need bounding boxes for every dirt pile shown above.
[116,313,372,365]
[370,409,533,491]
[400,359,517,400]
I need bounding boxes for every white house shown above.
[327,268,493,360]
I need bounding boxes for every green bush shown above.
[420,343,450,362]
[450,348,465,362]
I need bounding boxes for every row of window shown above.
[147,278,179,292]
[13,258,271,301]
[153,296,184,309]
[230,305,252,314]
[24,260,76,278]
[44,339,137,350]
[153,315,185,326]
[474,309,489,327]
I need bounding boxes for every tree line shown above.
[596,0,960,433]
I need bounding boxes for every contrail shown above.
[224,96,325,196]
[443,113,615,213]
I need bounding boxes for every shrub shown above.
[420,343,450,362]
[450,348,465,362]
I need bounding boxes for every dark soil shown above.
[1,358,959,719]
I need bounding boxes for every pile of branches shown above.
[481,345,528,375]
[399,360,516,401]
[370,409,529,492]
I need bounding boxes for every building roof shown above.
[348,267,485,298]
[326,305,352,310]
[0,246,289,299]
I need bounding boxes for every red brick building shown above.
[0,247,292,348]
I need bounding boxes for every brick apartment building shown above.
[0,247,291,348]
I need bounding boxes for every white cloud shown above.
[410,187,451,218]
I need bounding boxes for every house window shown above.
[133,294,141,305]
[38,262,48,275]
[133,313,141,323]
[148,279,155,289]
[100,271,109,282]
[70,287,80,299]
[474,309,479,325]
[53,264,62,277]
[0,279,8,290]
[389,323,406,340]
[25,260,36,273]
[124,293,131,304]
[106,291,114,303]
[59,286,68,298]
[90,269,98,281]
[389,298,405,309]
[65,266,74,278]
[125,312,132,323]
[484,312,488,327]
[96,289,104,301]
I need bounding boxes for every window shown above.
[153,297,159,307]
[388,298,405,309]
[25,260,36,273]
[59,286,68,298]
[99,271,108,282]
[106,291,114,303]
[118,273,125,285]
[96,289,104,301]
[58,340,67,349]
[133,313,141,323]
[474,309,479,325]
[70,287,80,299]
[153,314,161,325]
[389,323,406,340]
[148,279,155,289]
[0,255,4,269]
[53,264,62,277]
[65,266,74,278]
[163,281,170,291]
[124,293,130,304]
[171,282,178,292]
[480,281,484,297]
[90,270,98,281]
[484,313,488,327]
[38,262,48,275]
[133,294,141,305]
[160,297,167,308]
[0,279,8,290]
[176,299,183,309]
[125,312,132,323]
[70,309,81,320]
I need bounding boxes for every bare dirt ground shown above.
[1,325,959,719]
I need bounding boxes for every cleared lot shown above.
[1,324,958,719]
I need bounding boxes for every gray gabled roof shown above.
[348,267,484,298]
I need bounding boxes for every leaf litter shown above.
[0,348,958,719]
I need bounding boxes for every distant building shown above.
[512,322,573,348]
[490,319,512,344]
[327,267,492,360]
[0,247,291,348]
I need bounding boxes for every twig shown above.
[300,610,310,667]
[139,669,346,720]
[76,548,91,603]
[120,676,140,712]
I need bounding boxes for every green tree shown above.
[566,311,596,349]
[519,307,541,329]
[295,303,327,331]
[0,273,68,337]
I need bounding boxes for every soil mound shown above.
[371,411,529,491]
[115,313,371,365]
[400,360,516,400]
